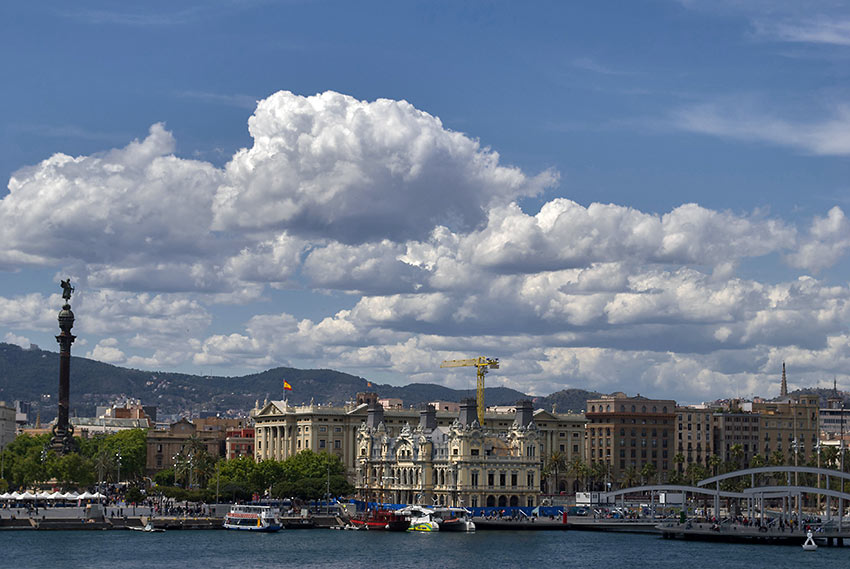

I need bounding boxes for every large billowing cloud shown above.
[1,90,849,401]
[212,91,557,243]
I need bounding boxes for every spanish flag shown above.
[283,380,292,391]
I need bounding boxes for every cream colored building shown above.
[355,400,541,508]
[753,394,819,463]
[252,399,586,487]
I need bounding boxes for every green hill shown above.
[0,343,537,419]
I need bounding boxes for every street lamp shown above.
[815,441,822,514]
[115,451,122,486]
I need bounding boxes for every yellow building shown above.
[753,394,819,463]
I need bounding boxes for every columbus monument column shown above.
[50,278,78,454]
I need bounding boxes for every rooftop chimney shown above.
[419,404,437,431]
[459,398,478,426]
[515,400,534,427]
[366,402,384,428]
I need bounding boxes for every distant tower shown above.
[49,278,78,455]
[780,362,788,398]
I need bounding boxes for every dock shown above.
[657,521,849,546]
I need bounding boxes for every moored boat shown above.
[433,507,475,532]
[223,505,282,532]
[349,508,410,531]
[398,506,440,532]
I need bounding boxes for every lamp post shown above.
[815,441,822,514]
[172,454,179,487]
[115,451,122,486]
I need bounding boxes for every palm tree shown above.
[543,451,567,494]
[707,455,722,477]
[566,456,586,493]
[593,461,612,492]
[685,463,708,486]
[621,467,640,489]
[94,450,115,486]
[821,446,838,469]
[729,444,744,470]
[640,463,657,485]
[673,453,685,474]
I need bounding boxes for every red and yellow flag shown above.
[283,380,292,391]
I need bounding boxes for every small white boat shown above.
[223,505,282,532]
[802,530,817,551]
[129,521,165,533]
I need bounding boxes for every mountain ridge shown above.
[0,343,597,419]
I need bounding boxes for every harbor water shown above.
[0,529,843,568]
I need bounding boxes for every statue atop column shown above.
[50,278,78,455]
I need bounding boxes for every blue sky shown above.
[1,1,849,404]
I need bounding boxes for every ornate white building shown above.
[355,400,542,508]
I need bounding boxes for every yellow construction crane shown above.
[440,356,499,425]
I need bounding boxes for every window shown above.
[488,472,495,486]
[471,448,480,456]
[334,440,341,449]
[511,473,517,487]
[499,473,506,487]
[319,439,326,449]
[472,471,479,488]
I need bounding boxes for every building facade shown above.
[225,428,255,460]
[355,400,541,508]
[675,406,715,471]
[252,399,586,488]
[0,402,15,451]
[145,419,225,475]
[585,394,677,485]
[712,411,761,467]
[753,394,819,463]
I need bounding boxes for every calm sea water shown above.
[0,529,843,568]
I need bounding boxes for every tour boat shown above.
[223,505,282,532]
[433,507,476,532]
[398,506,440,532]
[349,508,410,531]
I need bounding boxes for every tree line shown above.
[0,429,353,503]
[543,444,850,494]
